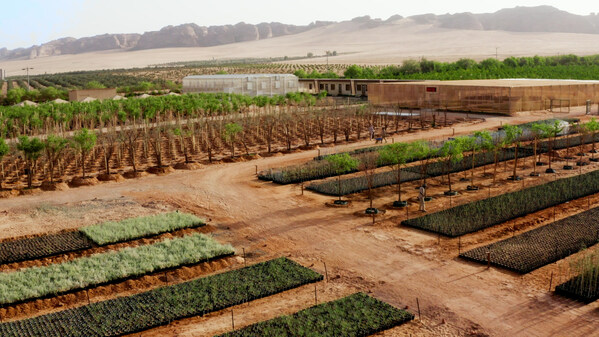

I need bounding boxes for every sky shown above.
[1,0,597,49]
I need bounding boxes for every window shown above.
[331,84,336,90]
[261,82,267,89]
[309,84,313,90]
[319,84,324,90]
[275,82,281,89]
[325,84,329,90]
[357,85,362,91]
[247,82,253,90]
[346,84,350,91]
[426,87,437,93]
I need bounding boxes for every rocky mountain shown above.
[2,6,599,61]
[0,21,329,60]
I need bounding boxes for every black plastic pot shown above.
[590,158,599,162]
[467,185,479,191]
[393,201,408,208]
[424,196,433,202]
[577,161,589,166]
[536,162,547,166]
[444,190,458,196]
[563,165,574,170]
[365,208,380,215]
[545,168,556,173]
[333,200,349,205]
[508,175,522,181]
[530,172,540,177]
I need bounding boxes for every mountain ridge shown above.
[2,6,599,61]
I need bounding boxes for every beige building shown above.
[368,79,599,115]
[182,74,299,96]
[68,88,117,102]
[299,78,412,97]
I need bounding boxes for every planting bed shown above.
[308,147,525,196]
[555,268,599,303]
[402,169,599,237]
[0,257,323,337]
[218,292,413,337]
[0,212,204,265]
[0,232,93,265]
[460,207,599,273]
[0,233,233,306]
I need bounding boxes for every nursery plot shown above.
[555,264,599,303]
[0,233,233,306]
[80,211,205,245]
[460,207,599,273]
[0,258,323,337]
[0,212,205,265]
[402,169,599,237]
[0,232,93,265]
[308,147,526,196]
[218,292,414,337]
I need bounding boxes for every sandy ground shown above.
[1,109,599,336]
[3,19,599,75]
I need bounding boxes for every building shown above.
[68,88,117,102]
[368,79,599,115]
[298,78,414,97]
[182,74,299,96]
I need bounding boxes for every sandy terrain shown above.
[2,20,599,75]
[1,109,598,336]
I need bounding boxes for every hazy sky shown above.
[1,0,596,49]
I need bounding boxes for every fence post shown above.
[314,284,318,305]
[231,309,235,330]
[416,298,421,320]
[487,251,491,269]
[243,248,247,267]
[548,271,554,291]
[323,261,329,282]
[458,237,461,255]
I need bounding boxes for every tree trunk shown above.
[397,165,402,202]
[512,146,519,178]
[337,175,342,201]
[82,152,86,178]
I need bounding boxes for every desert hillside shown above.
[2,6,599,75]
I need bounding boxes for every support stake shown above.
[487,251,491,269]
[323,261,329,282]
[549,271,554,291]
[231,309,235,330]
[416,298,421,321]
[243,248,247,267]
[314,284,318,305]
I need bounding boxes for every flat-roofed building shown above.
[368,79,599,115]
[68,88,117,102]
[298,78,415,97]
[182,74,299,96]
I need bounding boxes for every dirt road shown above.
[1,109,598,336]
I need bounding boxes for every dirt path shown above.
[0,109,597,336]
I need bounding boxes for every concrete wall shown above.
[183,75,298,96]
[369,82,599,115]
[68,88,117,102]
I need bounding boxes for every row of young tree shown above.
[295,54,599,81]
[324,119,599,209]
[0,104,417,190]
[0,92,322,138]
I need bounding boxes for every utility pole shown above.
[22,67,33,91]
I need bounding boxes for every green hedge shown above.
[218,292,413,337]
[0,233,233,306]
[402,169,599,237]
[0,258,322,337]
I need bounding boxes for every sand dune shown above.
[2,19,599,76]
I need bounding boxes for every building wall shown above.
[183,75,299,96]
[298,79,415,97]
[68,88,117,102]
[369,82,599,115]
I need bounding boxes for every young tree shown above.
[586,118,599,162]
[378,142,412,207]
[503,124,523,180]
[17,136,44,188]
[360,152,379,211]
[412,140,432,188]
[326,153,359,203]
[472,130,493,188]
[530,123,546,176]
[439,138,464,195]
[44,135,68,183]
[223,122,242,157]
[0,138,10,189]
[545,120,564,173]
[173,127,192,163]
[72,128,97,178]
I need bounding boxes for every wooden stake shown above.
[548,271,554,291]
[323,261,329,282]
[86,289,91,305]
[243,248,247,267]
[487,251,491,269]
[458,237,461,255]
[231,309,235,330]
[255,165,258,175]
[314,284,318,305]
[416,298,421,320]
